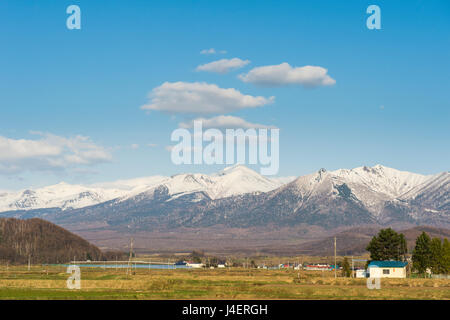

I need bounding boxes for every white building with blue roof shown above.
[367,261,408,278]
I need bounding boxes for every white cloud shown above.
[239,63,336,87]
[130,144,139,150]
[200,48,216,55]
[0,133,111,174]
[141,82,274,114]
[196,58,250,74]
[200,48,227,55]
[147,143,158,148]
[179,115,276,129]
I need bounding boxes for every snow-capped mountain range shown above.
[264,165,448,225]
[288,165,435,216]
[0,164,448,230]
[0,165,292,212]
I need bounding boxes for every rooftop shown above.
[368,261,408,268]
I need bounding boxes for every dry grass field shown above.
[0,265,449,300]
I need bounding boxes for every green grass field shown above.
[0,265,448,300]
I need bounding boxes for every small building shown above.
[329,264,340,271]
[304,264,333,271]
[186,262,204,268]
[367,261,408,278]
[355,269,367,278]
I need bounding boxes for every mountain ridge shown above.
[0,165,290,212]
[0,165,448,231]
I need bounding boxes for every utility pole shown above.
[351,256,354,278]
[334,237,337,279]
[127,238,134,276]
[28,255,31,271]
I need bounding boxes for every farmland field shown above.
[0,265,448,300]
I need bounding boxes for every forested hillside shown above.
[0,218,106,264]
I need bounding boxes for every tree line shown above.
[365,228,450,275]
[412,231,450,274]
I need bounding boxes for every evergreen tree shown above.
[412,232,432,274]
[192,256,202,263]
[366,228,407,261]
[399,234,408,261]
[442,238,450,274]
[430,238,443,274]
[341,257,351,277]
[191,251,204,264]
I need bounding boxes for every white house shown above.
[367,261,408,278]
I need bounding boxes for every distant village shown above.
[177,228,450,279]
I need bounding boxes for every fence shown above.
[431,274,450,279]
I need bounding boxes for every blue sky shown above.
[0,0,449,189]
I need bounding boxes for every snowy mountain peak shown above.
[22,189,36,196]
[223,164,246,171]
[154,165,283,200]
[54,181,70,186]
[316,168,328,181]
[0,165,446,217]
[219,164,257,175]
[283,164,438,211]
[330,165,430,198]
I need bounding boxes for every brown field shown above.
[0,265,448,300]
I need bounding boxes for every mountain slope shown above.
[115,165,285,202]
[401,172,449,211]
[332,165,430,198]
[0,217,104,264]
